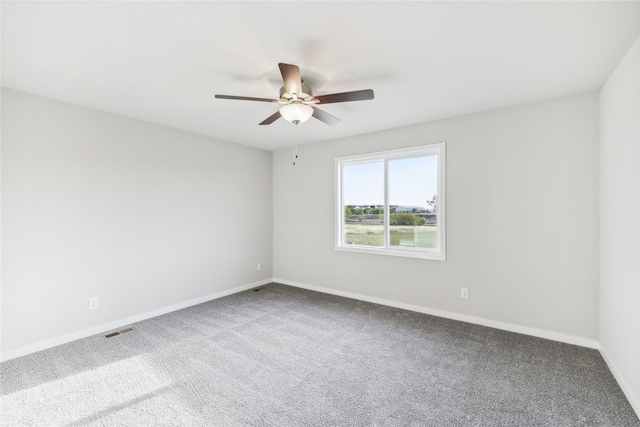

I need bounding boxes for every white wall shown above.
[274,93,599,345]
[1,88,273,358]
[599,36,640,414]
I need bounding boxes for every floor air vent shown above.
[104,327,135,338]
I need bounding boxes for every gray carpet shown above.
[1,283,638,426]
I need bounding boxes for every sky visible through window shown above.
[343,155,437,209]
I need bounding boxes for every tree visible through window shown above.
[336,143,445,260]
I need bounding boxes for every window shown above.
[335,143,445,260]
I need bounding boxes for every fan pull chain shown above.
[293,123,299,166]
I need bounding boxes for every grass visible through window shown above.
[344,224,438,249]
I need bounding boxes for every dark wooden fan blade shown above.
[313,89,374,104]
[259,110,281,125]
[311,107,341,126]
[278,63,302,97]
[215,94,277,103]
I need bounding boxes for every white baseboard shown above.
[0,279,271,362]
[599,346,640,419]
[273,277,600,350]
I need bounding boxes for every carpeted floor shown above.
[1,283,638,426]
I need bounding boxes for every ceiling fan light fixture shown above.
[279,103,313,124]
[216,63,373,126]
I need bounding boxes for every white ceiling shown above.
[2,1,639,151]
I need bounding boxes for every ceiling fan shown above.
[215,63,374,126]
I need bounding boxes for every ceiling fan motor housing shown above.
[279,84,313,102]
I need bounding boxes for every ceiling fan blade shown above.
[278,63,303,97]
[312,107,341,126]
[259,110,282,125]
[215,94,277,103]
[313,89,374,104]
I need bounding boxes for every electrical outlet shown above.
[89,297,99,310]
[460,288,469,299]
[257,263,262,271]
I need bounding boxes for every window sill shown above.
[335,244,446,261]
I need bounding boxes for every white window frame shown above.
[335,142,446,261]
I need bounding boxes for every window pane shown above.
[336,142,445,260]
[342,161,384,247]
[388,155,438,249]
